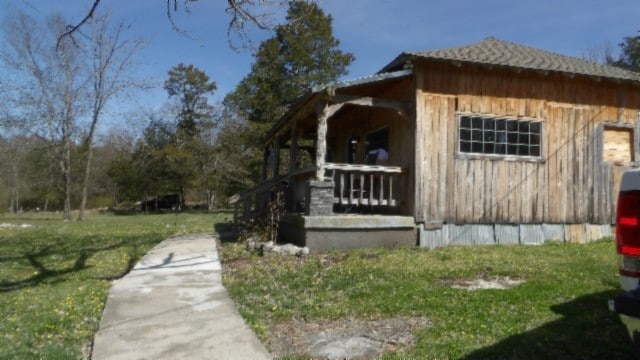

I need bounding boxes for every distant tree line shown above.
[0,1,353,217]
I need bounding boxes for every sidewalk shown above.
[91,233,271,360]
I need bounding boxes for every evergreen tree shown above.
[223,1,354,185]
[610,32,640,72]
[164,63,217,139]
[225,1,354,126]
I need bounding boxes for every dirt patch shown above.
[266,316,431,359]
[445,276,525,290]
[0,223,32,229]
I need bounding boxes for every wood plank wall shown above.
[415,62,640,225]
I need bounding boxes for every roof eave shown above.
[263,69,414,145]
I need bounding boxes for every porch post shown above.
[287,121,298,212]
[289,120,298,173]
[261,148,269,181]
[271,137,280,178]
[315,102,329,180]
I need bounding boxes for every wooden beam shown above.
[327,94,410,117]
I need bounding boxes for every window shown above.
[603,126,634,164]
[458,115,542,157]
[365,127,389,164]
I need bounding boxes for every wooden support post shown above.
[316,102,329,180]
[315,101,344,180]
[289,120,298,174]
[271,137,280,178]
[261,148,269,181]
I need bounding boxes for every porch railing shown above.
[325,163,405,208]
[234,163,406,222]
[232,175,288,223]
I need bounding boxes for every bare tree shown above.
[583,41,617,64]
[77,14,146,220]
[59,0,288,49]
[2,11,87,220]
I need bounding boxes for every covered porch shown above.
[234,70,417,250]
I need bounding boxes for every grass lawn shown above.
[0,211,223,359]
[220,239,637,359]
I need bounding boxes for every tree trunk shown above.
[10,159,20,214]
[77,146,94,220]
[62,136,72,221]
[207,189,215,212]
[78,109,100,220]
[61,103,73,221]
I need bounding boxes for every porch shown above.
[233,162,416,251]
[233,70,417,250]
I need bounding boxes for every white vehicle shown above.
[610,169,640,346]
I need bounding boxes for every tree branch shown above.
[56,0,101,50]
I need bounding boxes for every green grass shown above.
[220,240,637,359]
[0,211,224,359]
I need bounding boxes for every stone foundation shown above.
[305,181,334,216]
[279,214,416,252]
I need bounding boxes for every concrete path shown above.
[91,233,271,360]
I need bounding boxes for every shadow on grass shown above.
[214,222,238,243]
[464,290,638,359]
[0,238,147,293]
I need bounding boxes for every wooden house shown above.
[235,37,640,251]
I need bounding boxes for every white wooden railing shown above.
[325,163,404,207]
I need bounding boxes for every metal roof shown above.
[381,37,640,83]
[311,69,413,93]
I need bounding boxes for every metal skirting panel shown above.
[585,224,613,241]
[447,225,475,246]
[419,226,448,250]
[519,225,545,245]
[473,225,496,245]
[494,224,519,245]
[541,224,565,241]
[418,223,613,249]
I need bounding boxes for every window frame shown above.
[456,114,544,162]
[600,123,637,165]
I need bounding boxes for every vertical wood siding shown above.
[415,62,640,225]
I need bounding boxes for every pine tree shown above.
[225,1,354,126]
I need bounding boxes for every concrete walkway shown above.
[91,233,271,360]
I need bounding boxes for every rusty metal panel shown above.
[519,224,545,244]
[565,224,586,243]
[584,224,613,242]
[495,224,519,244]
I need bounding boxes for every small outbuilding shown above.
[236,37,640,251]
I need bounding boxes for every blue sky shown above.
[2,0,640,130]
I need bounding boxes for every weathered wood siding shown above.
[414,61,640,225]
